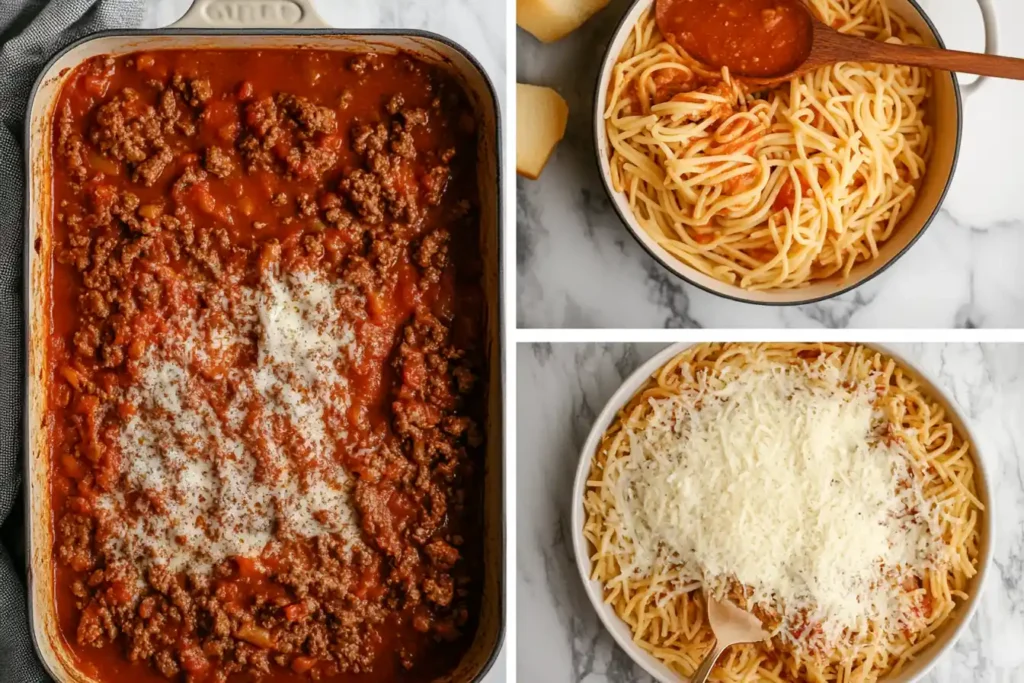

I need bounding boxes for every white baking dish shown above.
[23,2,504,682]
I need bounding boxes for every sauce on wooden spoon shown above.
[656,0,814,78]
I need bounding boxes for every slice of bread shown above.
[517,84,569,180]
[517,0,611,43]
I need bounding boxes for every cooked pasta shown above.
[583,343,983,682]
[604,1,934,289]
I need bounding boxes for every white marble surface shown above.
[139,2,507,681]
[518,342,1024,682]
[517,0,1024,328]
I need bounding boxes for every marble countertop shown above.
[517,0,1024,329]
[140,3,506,681]
[517,343,1024,682]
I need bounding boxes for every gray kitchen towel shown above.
[0,1,144,680]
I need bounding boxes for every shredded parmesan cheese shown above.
[606,358,947,652]
[98,266,363,575]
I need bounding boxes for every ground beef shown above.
[391,129,417,159]
[156,89,197,136]
[76,604,113,648]
[51,48,483,682]
[335,92,462,230]
[425,539,460,570]
[204,145,235,178]
[80,289,110,319]
[90,89,166,163]
[153,650,179,678]
[349,53,382,74]
[58,513,95,572]
[402,107,430,128]
[340,169,383,224]
[296,192,317,217]
[238,93,339,178]
[416,229,448,270]
[87,79,202,187]
[173,73,213,106]
[386,94,405,115]
[58,101,89,182]
[352,122,388,156]
[133,146,172,186]
[277,93,337,136]
[423,576,454,606]
[283,140,339,179]
[343,137,414,223]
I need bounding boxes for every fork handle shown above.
[691,642,726,683]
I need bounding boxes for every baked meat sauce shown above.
[47,50,485,683]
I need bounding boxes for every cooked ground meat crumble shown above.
[48,49,485,683]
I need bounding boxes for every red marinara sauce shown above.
[47,49,486,683]
[656,0,814,78]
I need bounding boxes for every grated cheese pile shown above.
[97,266,363,575]
[607,356,947,652]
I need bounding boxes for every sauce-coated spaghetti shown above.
[604,1,934,290]
[583,343,982,682]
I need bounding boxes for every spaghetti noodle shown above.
[583,343,983,682]
[604,1,934,290]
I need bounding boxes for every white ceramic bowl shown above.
[571,342,994,683]
[593,0,997,306]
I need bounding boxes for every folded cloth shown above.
[0,1,144,680]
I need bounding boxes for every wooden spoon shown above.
[690,595,769,683]
[656,0,1024,86]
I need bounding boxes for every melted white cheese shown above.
[608,358,945,651]
[103,268,363,575]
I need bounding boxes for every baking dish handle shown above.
[173,0,329,29]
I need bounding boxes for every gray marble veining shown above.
[517,343,1024,682]
[517,0,1024,329]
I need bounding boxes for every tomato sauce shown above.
[47,48,487,683]
[656,0,814,78]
